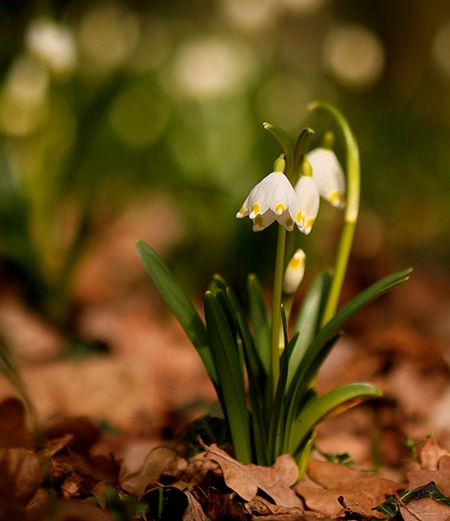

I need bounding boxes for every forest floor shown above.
[1,207,450,520]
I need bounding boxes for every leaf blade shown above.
[136,240,218,387]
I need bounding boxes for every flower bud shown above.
[283,249,306,295]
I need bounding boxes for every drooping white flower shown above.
[294,174,320,235]
[307,147,346,208]
[236,171,301,232]
[283,249,306,295]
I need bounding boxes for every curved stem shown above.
[308,101,360,327]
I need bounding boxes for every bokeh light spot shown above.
[26,18,78,79]
[170,36,256,99]
[432,21,450,80]
[78,2,139,72]
[109,82,169,148]
[323,24,385,90]
[0,56,49,136]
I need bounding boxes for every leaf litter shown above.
[2,214,450,518]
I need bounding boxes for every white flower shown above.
[283,249,306,295]
[307,147,346,208]
[236,172,301,232]
[294,175,320,235]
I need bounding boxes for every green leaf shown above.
[289,383,382,455]
[212,275,269,464]
[247,274,271,376]
[136,240,218,387]
[285,268,411,446]
[204,291,252,463]
[287,271,332,391]
[268,330,298,462]
[0,344,42,442]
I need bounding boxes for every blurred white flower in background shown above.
[170,36,256,99]
[26,18,78,79]
[323,24,385,90]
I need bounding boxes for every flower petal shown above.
[295,175,320,235]
[237,171,300,231]
[307,148,346,208]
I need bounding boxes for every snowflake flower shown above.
[236,171,301,232]
[307,147,346,209]
[283,249,306,295]
[294,174,320,235]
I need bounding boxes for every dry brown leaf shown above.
[419,438,450,471]
[407,455,450,496]
[399,497,450,521]
[0,448,43,504]
[0,397,35,449]
[306,458,403,501]
[122,446,180,499]
[183,490,207,521]
[295,484,384,518]
[200,442,302,507]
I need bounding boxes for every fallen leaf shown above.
[200,442,302,507]
[399,497,450,521]
[419,438,450,471]
[306,458,403,500]
[407,456,450,496]
[122,446,180,499]
[295,484,378,517]
[183,490,207,521]
[0,397,34,449]
[0,448,43,504]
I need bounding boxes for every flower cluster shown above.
[236,144,345,235]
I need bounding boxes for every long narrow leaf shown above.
[204,292,252,463]
[285,268,411,440]
[222,282,269,464]
[247,274,271,376]
[268,330,298,462]
[0,344,42,443]
[289,383,382,455]
[210,275,268,464]
[287,271,332,391]
[136,240,218,387]
[284,333,341,452]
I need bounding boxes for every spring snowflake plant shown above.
[136,101,411,476]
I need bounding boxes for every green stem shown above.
[270,224,287,396]
[308,101,360,327]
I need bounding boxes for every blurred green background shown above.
[1,0,450,330]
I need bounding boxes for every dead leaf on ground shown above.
[0,397,35,449]
[0,448,43,503]
[307,458,403,497]
[295,458,404,517]
[295,483,378,517]
[407,456,450,496]
[399,497,450,521]
[121,446,180,499]
[200,441,303,507]
[419,437,450,471]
